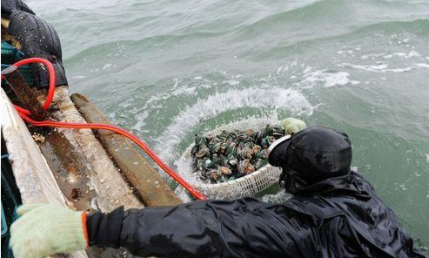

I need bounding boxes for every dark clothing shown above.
[1,0,68,88]
[1,0,34,18]
[87,171,425,258]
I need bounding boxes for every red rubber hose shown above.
[11,57,56,110]
[2,58,207,200]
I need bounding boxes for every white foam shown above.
[350,64,388,72]
[144,93,171,108]
[385,67,414,73]
[378,51,421,60]
[154,87,314,163]
[406,50,420,58]
[71,75,86,79]
[131,111,149,131]
[300,70,360,88]
[171,78,214,97]
[174,186,192,203]
[171,86,197,96]
[416,63,429,69]
[339,63,429,73]
[360,51,421,61]
[360,53,386,60]
[393,52,407,57]
[102,64,112,70]
[223,80,240,86]
[128,93,171,131]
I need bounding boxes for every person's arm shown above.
[10,198,313,258]
[87,197,311,258]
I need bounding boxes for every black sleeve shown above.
[2,0,68,88]
[87,198,314,258]
[7,11,68,88]
[1,0,35,18]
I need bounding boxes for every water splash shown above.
[154,87,314,162]
[261,190,291,203]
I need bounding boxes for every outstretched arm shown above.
[88,198,310,258]
[11,198,312,258]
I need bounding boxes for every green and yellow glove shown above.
[280,118,307,135]
[10,203,88,258]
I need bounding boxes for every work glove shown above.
[10,203,88,258]
[280,118,307,135]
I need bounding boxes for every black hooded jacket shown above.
[87,171,425,258]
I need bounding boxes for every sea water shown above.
[28,0,429,252]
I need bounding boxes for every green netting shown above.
[1,42,24,63]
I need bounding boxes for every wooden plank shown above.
[71,93,182,206]
[31,87,142,212]
[1,88,88,258]
[33,87,144,258]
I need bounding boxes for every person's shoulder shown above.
[350,170,377,193]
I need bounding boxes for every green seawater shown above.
[28,0,429,252]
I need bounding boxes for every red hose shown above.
[2,58,207,200]
[11,57,56,110]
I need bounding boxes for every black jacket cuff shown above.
[87,206,124,248]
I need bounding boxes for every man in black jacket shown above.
[10,126,425,258]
